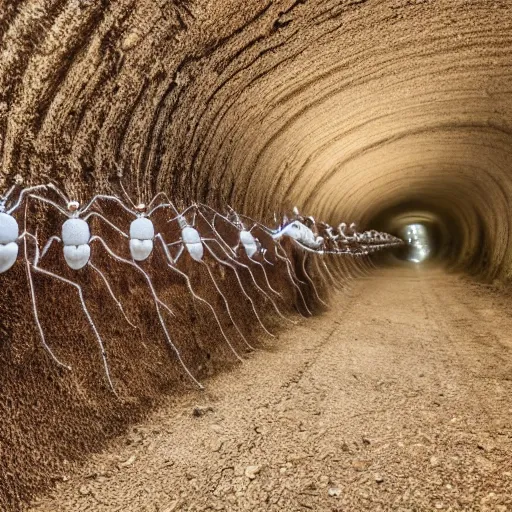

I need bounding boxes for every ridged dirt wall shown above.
[1,0,512,509]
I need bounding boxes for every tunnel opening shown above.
[366,199,466,269]
[399,223,434,263]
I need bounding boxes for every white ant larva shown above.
[80,179,247,361]
[166,205,276,339]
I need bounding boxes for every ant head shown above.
[67,201,80,212]
[177,215,188,229]
[135,203,147,213]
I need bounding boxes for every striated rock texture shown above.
[0,0,511,509]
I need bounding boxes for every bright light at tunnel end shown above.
[401,223,432,263]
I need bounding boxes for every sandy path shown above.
[29,267,512,511]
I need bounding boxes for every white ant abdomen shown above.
[130,239,153,261]
[0,212,20,273]
[63,245,91,270]
[129,217,154,261]
[62,218,91,269]
[181,226,204,261]
[0,242,18,273]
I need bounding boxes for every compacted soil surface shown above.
[28,267,512,511]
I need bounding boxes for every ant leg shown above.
[45,183,71,204]
[312,255,332,293]
[203,237,271,294]
[83,212,130,238]
[21,233,72,371]
[314,254,339,295]
[1,184,16,205]
[147,192,197,215]
[243,256,297,325]
[7,184,49,214]
[89,236,202,389]
[203,242,275,338]
[88,262,138,329]
[300,253,328,307]
[41,236,62,259]
[203,238,295,326]
[274,244,312,317]
[155,234,247,357]
[81,195,136,217]
[151,203,196,218]
[82,213,172,317]
[321,256,342,292]
[249,257,281,297]
[27,194,69,217]
[275,244,308,286]
[31,261,117,394]
[199,258,255,352]
[195,210,237,258]
[147,191,172,209]
[170,244,184,264]
[262,251,274,266]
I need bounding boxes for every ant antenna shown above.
[47,181,71,204]
[115,165,138,209]
[0,184,16,211]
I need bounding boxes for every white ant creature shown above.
[271,208,328,307]
[236,213,315,317]
[0,183,75,371]
[165,204,277,338]
[79,179,250,359]
[0,182,48,273]
[193,204,297,326]
[25,184,205,392]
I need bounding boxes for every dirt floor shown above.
[27,266,512,511]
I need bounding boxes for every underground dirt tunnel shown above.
[1,0,512,510]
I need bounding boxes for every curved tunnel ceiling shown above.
[0,0,511,278]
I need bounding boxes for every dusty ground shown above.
[28,267,512,511]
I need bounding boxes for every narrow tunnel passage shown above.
[1,0,512,510]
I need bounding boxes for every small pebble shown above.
[328,487,341,497]
[119,455,136,468]
[79,486,90,496]
[192,406,213,417]
[245,465,261,479]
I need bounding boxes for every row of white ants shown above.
[0,181,403,395]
